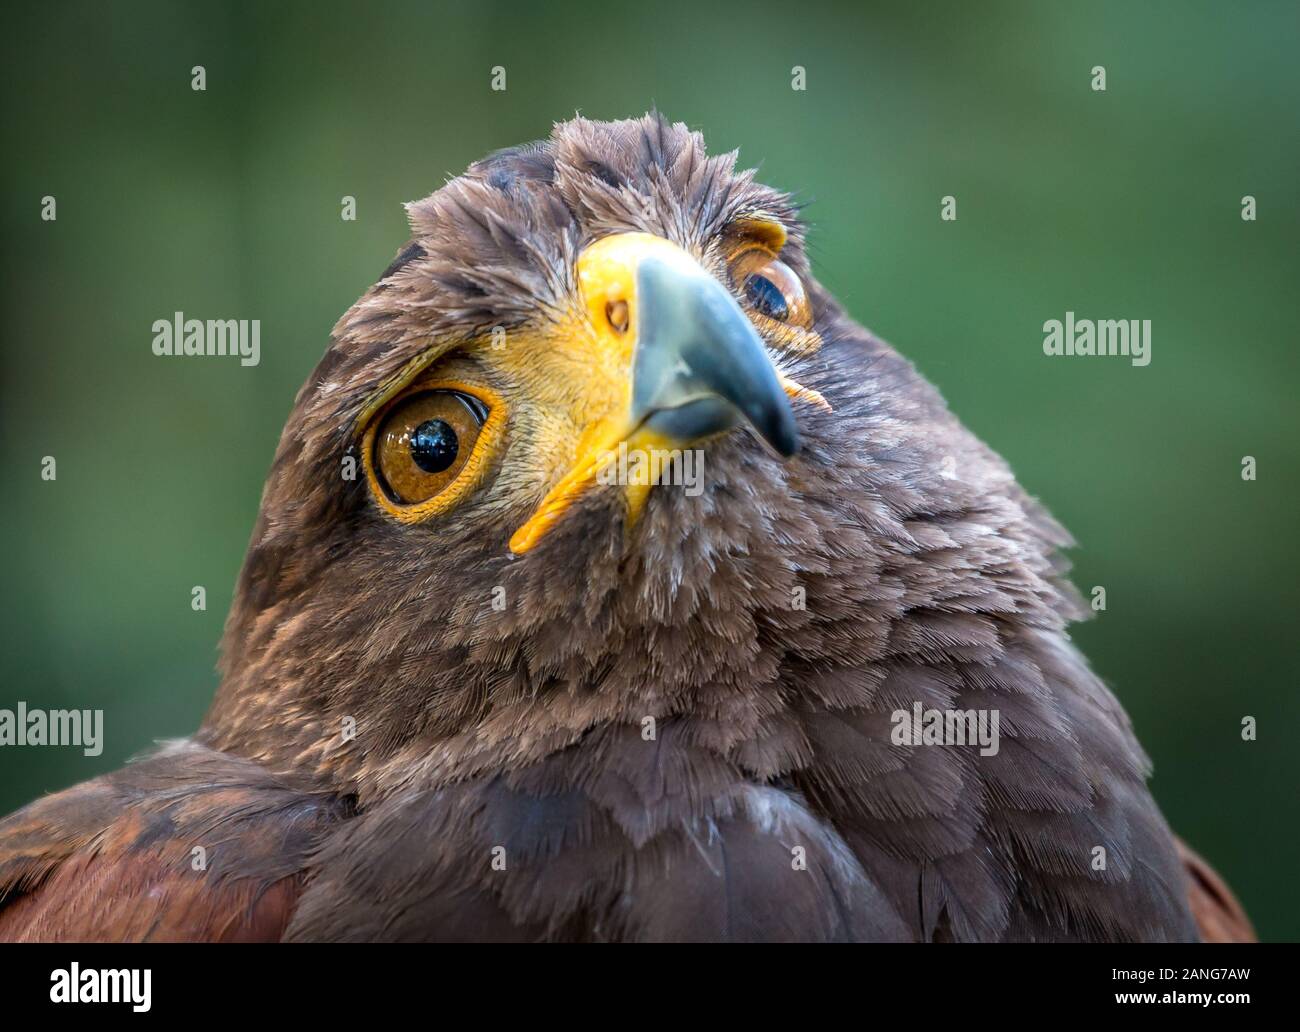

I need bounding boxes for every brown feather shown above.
[0,743,347,941]
[1176,837,1255,943]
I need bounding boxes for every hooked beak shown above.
[508,232,813,555]
[630,250,800,457]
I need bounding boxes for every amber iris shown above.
[374,390,486,505]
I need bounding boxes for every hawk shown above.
[0,113,1252,942]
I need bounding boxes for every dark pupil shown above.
[409,418,459,474]
[744,274,789,321]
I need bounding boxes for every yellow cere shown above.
[507,233,712,554]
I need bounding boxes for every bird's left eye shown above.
[730,250,812,328]
[365,388,490,511]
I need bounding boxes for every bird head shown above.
[205,113,1065,792]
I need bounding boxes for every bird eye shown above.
[730,250,812,328]
[371,389,488,506]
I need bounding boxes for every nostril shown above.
[605,299,629,334]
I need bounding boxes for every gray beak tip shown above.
[635,255,805,461]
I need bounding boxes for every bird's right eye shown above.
[364,387,494,514]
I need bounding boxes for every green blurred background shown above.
[2,1,1296,939]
